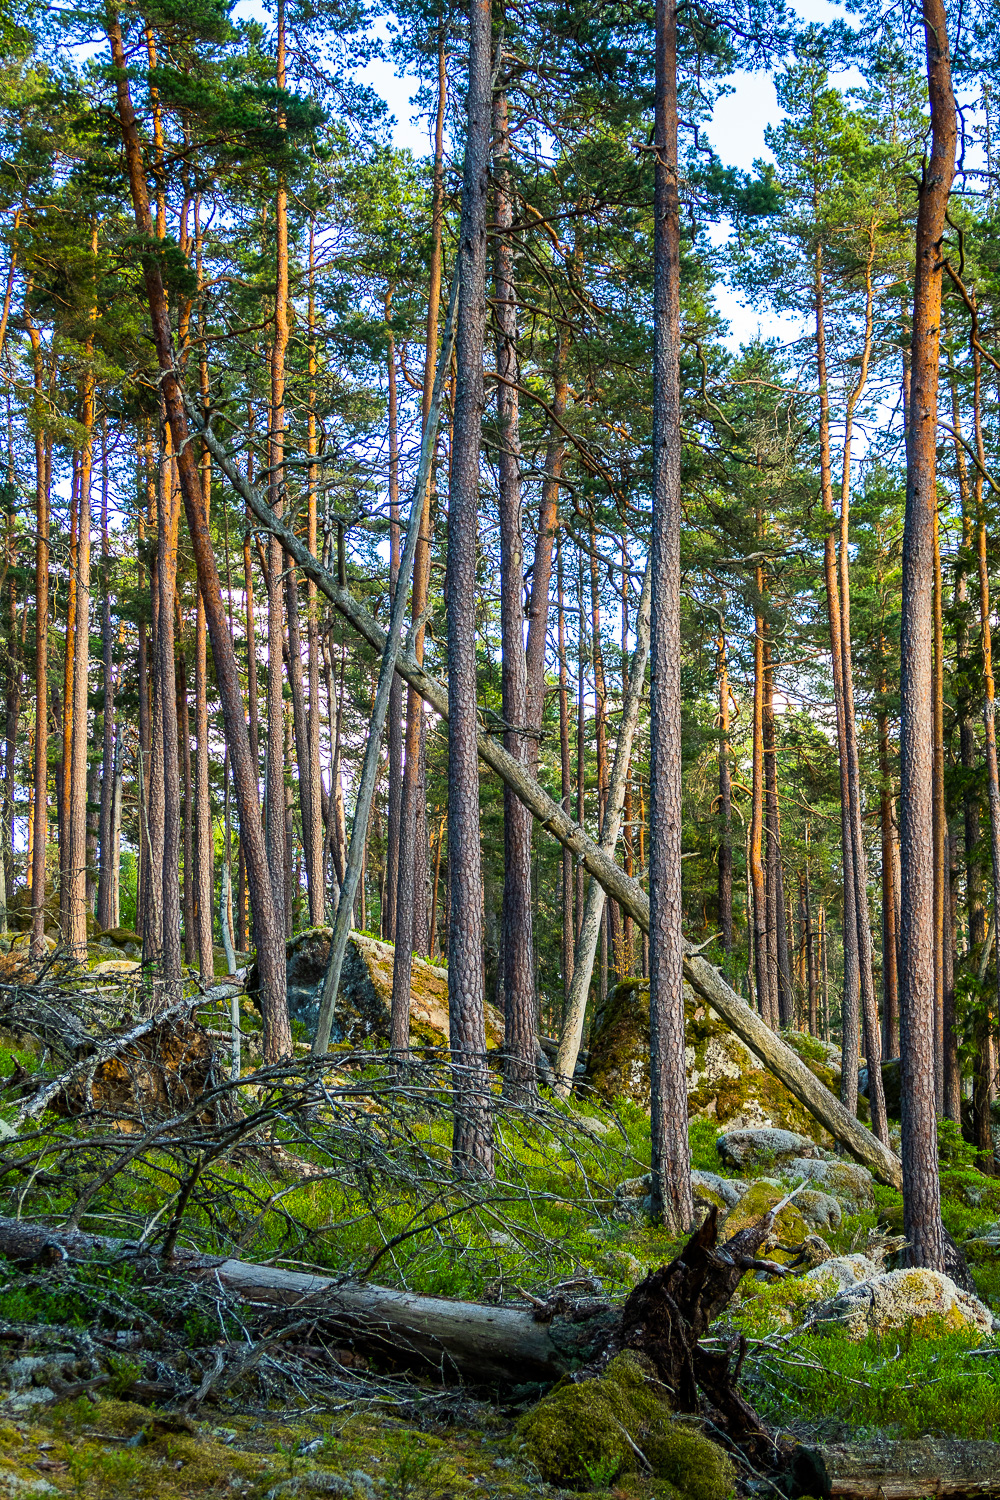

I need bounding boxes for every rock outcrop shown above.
[586,980,843,1142]
[262,928,504,1051]
[810,1268,996,1340]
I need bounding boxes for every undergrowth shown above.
[743,1324,1000,1441]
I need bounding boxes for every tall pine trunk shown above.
[446,0,494,1175]
[648,0,692,1232]
[898,0,956,1264]
[108,9,290,1058]
[494,78,537,1101]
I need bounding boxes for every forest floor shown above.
[2,990,1000,1500]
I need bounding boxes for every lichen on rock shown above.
[776,1157,875,1214]
[810,1269,997,1340]
[516,1352,735,1497]
[717,1128,827,1172]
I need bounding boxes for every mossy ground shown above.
[0,1397,551,1499]
[5,968,1000,1472]
[517,1354,734,1497]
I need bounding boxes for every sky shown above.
[341,0,863,352]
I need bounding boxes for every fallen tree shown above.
[0,1202,789,1425]
[793,1438,1000,1498]
[196,416,904,1191]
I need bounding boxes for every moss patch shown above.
[720,1180,810,1261]
[587,981,833,1144]
[517,1352,734,1496]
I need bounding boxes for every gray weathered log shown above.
[554,555,652,1096]
[0,1217,613,1387]
[797,1438,1000,1498]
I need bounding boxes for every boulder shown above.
[792,1188,842,1234]
[811,1268,996,1340]
[801,1253,880,1294]
[717,1128,827,1172]
[258,928,504,1050]
[719,1181,811,1260]
[586,980,836,1143]
[612,1174,652,1223]
[691,1170,747,1212]
[91,959,142,977]
[97,927,143,948]
[775,1156,876,1214]
[859,1056,902,1118]
[8,932,56,955]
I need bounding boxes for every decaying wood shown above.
[6,985,244,1130]
[794,1438,1000,1498]
[0,1209,778,1404]
[600,1200,798,1455]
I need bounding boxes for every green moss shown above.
[587,980,652,1107]
[517,1352,734,1496]
[720,1180,810,1261]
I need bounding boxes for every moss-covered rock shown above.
[517,1352,734,1496]
[776,1157,876,1214]
[254,928,504,1050]
[811,1269,997,1340]
[586,980,834,1144]
[719,1180,811,1261]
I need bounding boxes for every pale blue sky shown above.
[342,0,860,350]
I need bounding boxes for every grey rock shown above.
[716,1128,828,1171]
[777,1157,875,1212]
[811,1268,996,1340]
[802,1253,880,1293]
[613,1174,652,1223]
[690,1170,748,1211]
[795,1189,843,1234]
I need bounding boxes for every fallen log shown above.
[0,1204,782,1407]
[794,1438,1000,1498]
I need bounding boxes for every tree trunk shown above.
[898,0,956,1264]
[446,0,495,1175]
[648,0,692,1232]
[108,10,289,1058]
[266,0,289,939]
[750,586,770,1024]
[554,560,651,1094]
[305,220,325,927]
[814,242,861,1118]
[27,319,49,956]
[391,32,446,1023]
[557,536,574,1017]
[717,624,733,958]
[383,325,403,949]
[493,78,537,1102]
[96,417,116,934]
[836,230,887,1139]
[878,685,901,1058]
[178,647,195,965]
[67,346,95,959]
[764,630,794,1026]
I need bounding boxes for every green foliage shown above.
[745,1325,1000,1441]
